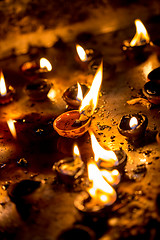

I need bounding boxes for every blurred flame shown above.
[7,119,17,139]
[89,130,118,167]
[87,161,117,205]
[76,82,83,102]
[130,19,150,46]
[129,117,138,129]
[79,62,103,118]
[101,169,120,186]
[40,58,52,71]
[0,71,7,96]
[73,144,82,165]
[47,88,56,101]
[76,44,87,62]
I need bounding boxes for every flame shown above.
[87,161,117,205]
[47,88,56,101]
[129,117,138,129]
[40,58,52,71]
[89,130,118,167]
[76,82,83,102]
[76,44,88,62]
[73,143,81,161]
[130,19,150,46]
[101,169,120,186]
[0,70,7,96]
[7,119,17,139]
[79,62,103,118]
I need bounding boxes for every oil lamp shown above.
[62,82,89,109]
[53,144,85,185]
[118,113,148,141]
[0,70,15,104]
[74,160,117,214]
[147,67,160,84]
[143,81,160,105]
[89,130,127,170]
[53,62,103,138]
[25,79,53,101]
[20,57,52,80]
[122,19,150,58]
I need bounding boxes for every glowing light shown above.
[129,117,138,129]
[79,62,103,118]
[130,19,150,47]
[101,169,120,186]
[47,88,56,101]
[87,161,117,206]
[89,130,118,167]
[0,70,7,96]
[7,119,17,139]
[76,44,87,62]
[40,58,52,71]
[76,82,83,102]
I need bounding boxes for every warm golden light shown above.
[129,117,138,129]
[101,169,120,186]
[0,70,7,96]
[79,62,103,119]
[7,119,17,139]
[40,58,52,71]
[130,19,150,46]
[76,44,88,62]
[89,130,118,167]
[87,161,117,205]
[47,88,56,101]
[73,144,82,165]
[76,82,83,102]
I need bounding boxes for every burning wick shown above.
[0,71,7,96]
[53,144,85,184]
[39,58,52,72]
[76,44,88,62]
[129,117,138,129]
[0,70,15,104]
[89,130,118,168]
[7,119,17,139]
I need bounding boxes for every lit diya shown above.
[0,70,15,105]
[122,19,150,58]
[53,144,85,185]
[25,79,53,101]
[89,130,127,171]
[147,67,160,84]
[118,113,148,141]
[53,62,103,138]
[20,57,52,80]
[74,160,118,214]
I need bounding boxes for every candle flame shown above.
[73,143,81,160]
[40,58,52,71]
[7,119,17,139]
[89,130,118,167]
[129,117,138,129]
[0,70,7,96]
[76,44,88,62]
[130,19,150,46]
[101,169,120,186]
[79,62,103,119]
[87,160,117,205]
[47,88,56,101]
[76,82,83,102]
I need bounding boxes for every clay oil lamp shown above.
[62,82,89,109]
[20,57,52,80]
[122,19,150,58]
[118,113,148,142]
[0,70,15,105]
[25,79,53,101]
[53,62,103,138]
[143,81,160,105]
[53,144,85,185]
[147,67,160,84]
[74,160,118,215]
[89,130,127,171]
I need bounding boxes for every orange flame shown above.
[130,19,150,46]
[40,58,52,71]
[129,117,138,129]
[76,44,88,62]
[79,62,103,118]
[101,169,120,186]
[73,144,81,161]
[87,160,117,206]
[47,88,56,101]
[76,82,83,102]
[0,70,7,96]
[7,119,17,139]
[89,130,118,168]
